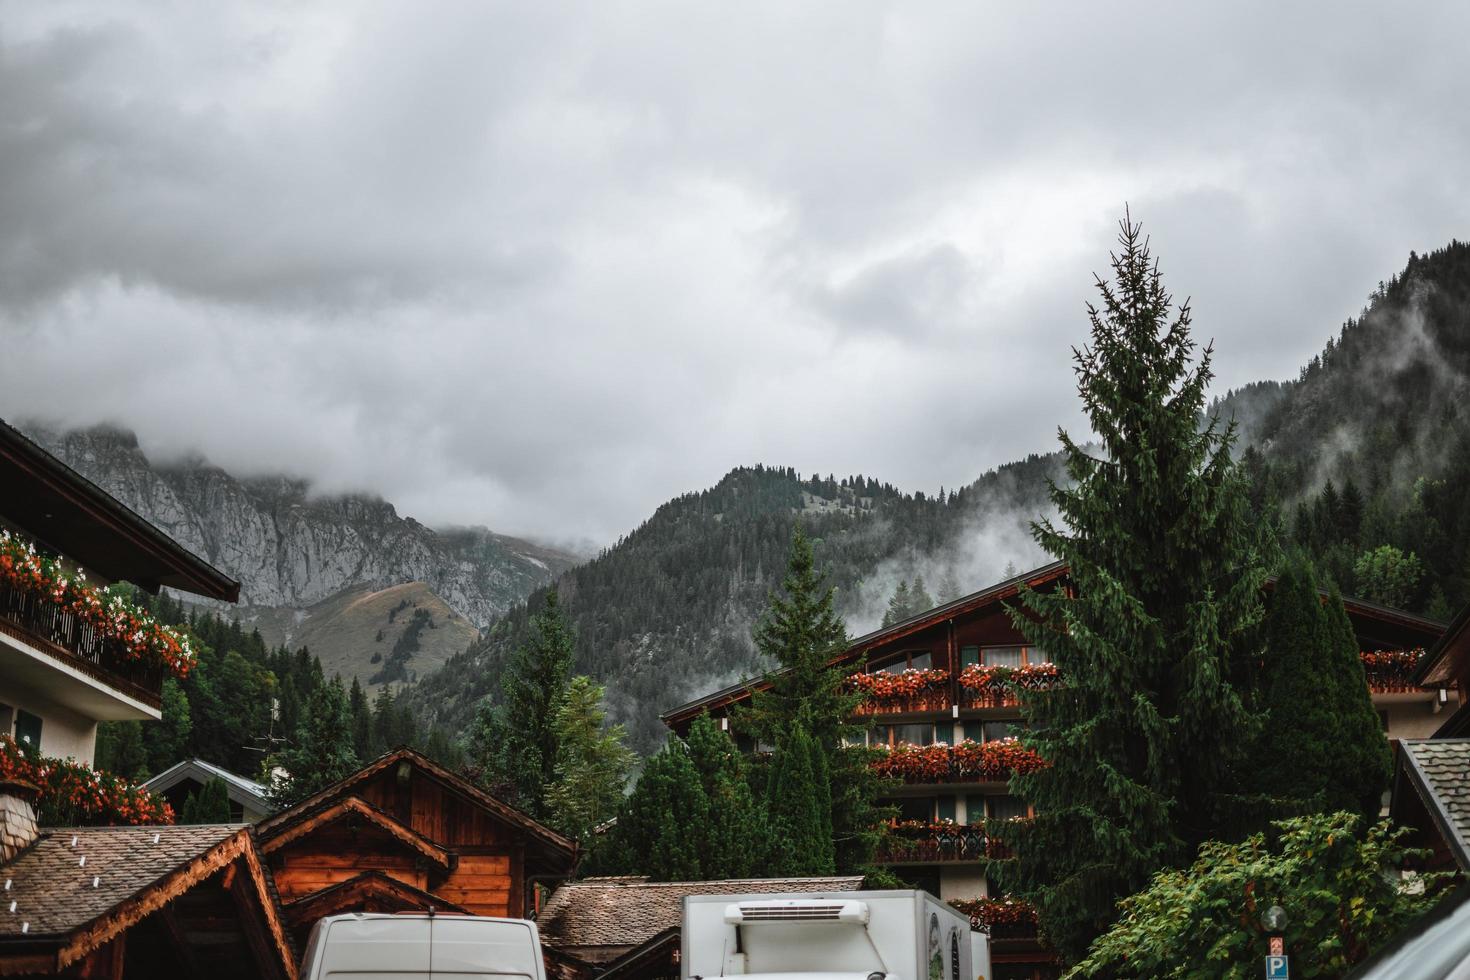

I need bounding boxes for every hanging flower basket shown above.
[0,735,174,826]
[0,529,197,678]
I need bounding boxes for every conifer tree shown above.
[1322,588,1393,821]
[1253,561,1338,816]
[1007,215,1271,962]
[348,677,372,759]
[685,714,768,878]
[736,526,885,872]
[601,739,707,881]
[466,591,574,817]
[765,725,836,876]
[181,777,232,823]
[881,580,913,627]
[544,676,635,845]
[271,678,360,806]
[909,575,935,615]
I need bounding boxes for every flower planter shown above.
[1,735,173,826]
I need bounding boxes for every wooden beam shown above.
[158,905,201,978]
[229,859,285,980]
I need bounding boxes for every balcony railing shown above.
[1360,649,1426,694]
[849,669,952,716]
[870,738,1046,784]
[876,821,1012,863]
[0,580,165,706]
[958,663,1061,710]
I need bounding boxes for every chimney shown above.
[0,779,40,862]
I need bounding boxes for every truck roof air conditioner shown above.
[724,900,870,925]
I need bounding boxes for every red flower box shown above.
[1,735,174,826]
[870,738,1046,783]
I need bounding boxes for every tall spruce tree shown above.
[1322,588,1393,821]
[1254,561,1338,816]
[466,591,574,817]
[685,714,768,878]
[765,725,836,876]
[881,580,914,627]
[600,738,707,881]
[1007,215,1271,962]
[736,526,886,872]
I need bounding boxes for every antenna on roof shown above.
[243,697,288,754]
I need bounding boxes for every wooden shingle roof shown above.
[1400,738,1470,870]
[537,876,864,951]
[0,823,294,976]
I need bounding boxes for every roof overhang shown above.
[0,420,239,602]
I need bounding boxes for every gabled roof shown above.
[282,870,469,925]
[0,418,240,601]
[1398,739,1470,871]
[144,759,274,815]
[538,876,865,950]
[1414,601,1470,687]
[0,823,294,976]
[259,795,453,871]
[255,746,575,862]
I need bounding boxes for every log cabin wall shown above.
[258,749,576,943]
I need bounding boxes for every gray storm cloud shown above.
[2,1,1469,544]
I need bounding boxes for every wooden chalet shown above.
[255,747,577,949]
[0,780,294,978]
[662,561,1452,980]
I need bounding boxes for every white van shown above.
[299,913,547,980]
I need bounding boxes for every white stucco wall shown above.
[939,866,988,901]
[1,677,99,764]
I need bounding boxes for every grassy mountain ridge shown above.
[237,581,480,695]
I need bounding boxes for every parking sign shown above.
[1266,955,1289,979]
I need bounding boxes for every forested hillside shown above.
[403,458,1059,751]
[1221,240,1470,617]
[409,240,1470,755]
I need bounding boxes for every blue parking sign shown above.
[1266,955,1289,979]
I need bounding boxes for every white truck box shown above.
[299,913,547,980]
[681,890,991,980]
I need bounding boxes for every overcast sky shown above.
[2,2,1467,547]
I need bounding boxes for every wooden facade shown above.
[255,747,577,948]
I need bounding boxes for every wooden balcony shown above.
[0,580,165,708]
[1360,649,1426,694]
[853,689,953,716]
[876,822,1011,864]
[958,664,1062,711]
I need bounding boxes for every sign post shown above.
[1265,954,1289,979]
